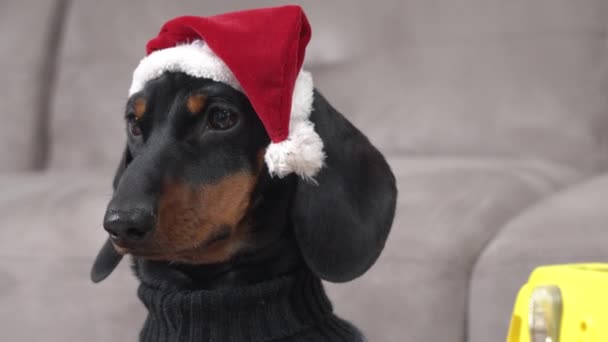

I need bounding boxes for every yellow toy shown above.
[506,263,608,342]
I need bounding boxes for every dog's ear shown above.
[90,146,131,283]
[91,238,124,283]
[290,91,397,283]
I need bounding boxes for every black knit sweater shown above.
[137,269,365,341]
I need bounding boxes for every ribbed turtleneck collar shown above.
[137,269,335,342]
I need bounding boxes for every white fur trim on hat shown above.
[128,41,325,179]
[129,41,241,95]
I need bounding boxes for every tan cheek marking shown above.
[187,94,207,115]
[196,172,258,230]
[133,98,146,120]
[152,172,258,263]
[155,181,202,249]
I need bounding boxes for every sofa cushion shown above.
[0,157,577,341]
[469,173,608,342]
[324,156,577,341]
[0,0,62,172]
[0,172,143,342]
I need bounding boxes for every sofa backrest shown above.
[48,0,608,173]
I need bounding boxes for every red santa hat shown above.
[128,5,324,179]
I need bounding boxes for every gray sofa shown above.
[2,1,608,341]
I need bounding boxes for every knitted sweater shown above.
[137,269,365,341]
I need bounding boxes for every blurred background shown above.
[2,0,608,341]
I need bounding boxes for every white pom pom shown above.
[265,120,325,180]
[264,71,325,180]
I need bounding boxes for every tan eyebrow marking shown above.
[187,94,207,115]
[133,97,147,120]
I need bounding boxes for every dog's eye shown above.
[127,118,143,137]
[130,124,142,136]
[208,108,238,130]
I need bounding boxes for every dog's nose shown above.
[103,209,155,245]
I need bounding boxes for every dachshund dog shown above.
[91,68,396,341]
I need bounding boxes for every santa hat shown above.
[129,5,324,179]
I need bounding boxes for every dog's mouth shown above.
[111,244,224,264]
[111,241,194,259]
[110,241,133,255]
[109,225,237,263]
[108,234,146,253]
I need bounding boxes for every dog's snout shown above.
[103,209,155,245]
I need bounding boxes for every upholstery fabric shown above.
[469,174,608,342]
[0,172,143,342]
[0,0,62,172]
[325,157,577,341]
[49,0,608,173]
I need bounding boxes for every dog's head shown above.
[107,72,269,262]
[91,71,396,284]
[91,7,396,286]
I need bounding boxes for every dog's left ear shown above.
[291,91,397,283]
[90,146,131,283]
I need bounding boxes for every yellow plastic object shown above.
[506,263,608,342]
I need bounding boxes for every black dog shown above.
[91,72,397,341]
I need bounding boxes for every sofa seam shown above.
[33,0,71,170]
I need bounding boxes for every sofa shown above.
[2,0,608,341]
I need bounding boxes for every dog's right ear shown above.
[90,146,131,283]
